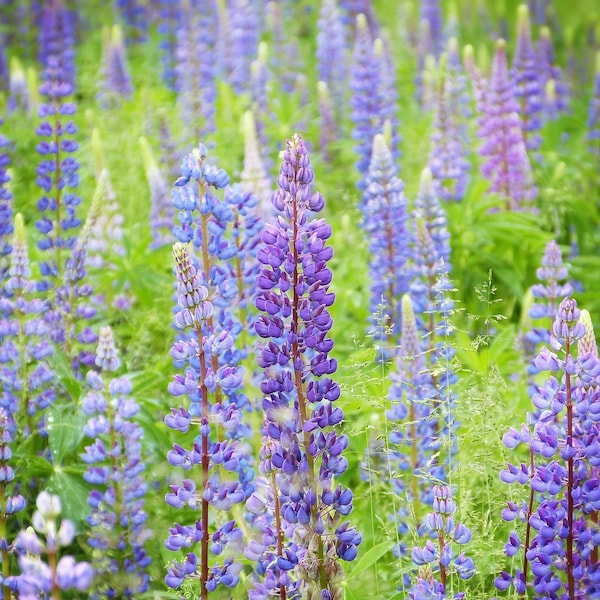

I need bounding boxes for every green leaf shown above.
[46,404,86,464]
[49,470,91,528]
[345,541,394,582]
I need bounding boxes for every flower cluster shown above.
[82,326,150,597]
[0,118,11,280]
[12,491,94,597]
[409,485,475,599]
[0,213,55,434]
[97,24,133,108]
[511,5,542,151]
[497,297,600,598]
[362,133,410,354]
[225,0,260,94]
[35,0,81,287]
[478,39,537,210]
[249,134,360,598]
[588,52,600,157]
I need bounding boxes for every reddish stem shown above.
[565,340,575,599]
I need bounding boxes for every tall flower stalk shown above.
[250,134,361,598]
[497,298,600,598]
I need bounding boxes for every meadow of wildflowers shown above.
[1,0,600,598]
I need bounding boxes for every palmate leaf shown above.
[48,469,91,529]
[46,403,87,465]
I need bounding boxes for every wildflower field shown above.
[2,0,600,598]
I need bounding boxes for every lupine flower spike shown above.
[249,134,361,598]
[511,5,542,152]
[82,326,151,596]
[362,132,410,356]
[478,39,537,210]
[498,298,600,597]
[0,117,11,280]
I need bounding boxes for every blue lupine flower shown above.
[157,0,182,91]
[38,0,75,89]
[0,214,55,434]
[498,297,600,598]
[251,134,360,598]
[588,52,600,157]
[317,80,339,165]
[419,0,443,57]
[82,326,150,597]
[116,0,147,43]
[317,0,348,122]
[226,0,260,93]
[362,133,410,354]
[511,5,542,152]
[97,24,133,108]
[0,118,11,280]
[175,0,218,142]
[478,40,537,210]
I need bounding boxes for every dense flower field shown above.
[1,0,600,598]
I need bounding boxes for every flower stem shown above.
[565,340,575,599]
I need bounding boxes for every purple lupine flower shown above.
[0,407,25,597]
[498,297,600,598]
[35,2,81,288]
[511,5,542,151]
[340,0,379,34]
[157,0,182,91]
[250,134,360,597]
[175,0,218,142]
[13,491,94,596]
[316,0,348,121]
[588,52,600,158]
[478,39,537,210]
[350,15,399,190]
[464,44,487,116]
[415,18,436,108]
[0,117,11,280]
[537,26,569,120]
[362,133,410,354]
[387,294,436,536]
[409,485,474,598]
[0,213,55,434]
[240,111,272,219]
[225,0,260,93]
[164,243,247,595]
[419,0,443,57]
[523,240,573,387]
[140,136,175,249]
[429,61,470,202]
[53,174,108,372]
[38,0,75,89]
[116,0,147,43]
[82,326,150,596]
[97,24,133,108]
[317,81,339,165]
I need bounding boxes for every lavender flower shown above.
[498,298,600,598]
[362,133,410,354]
[13,491,94,597]
[511,5,542,151]
[0,118,11,280]
[82,326,150,597]
[139,137,174,249]
[478,39,537,210]
[250,134,360,598]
